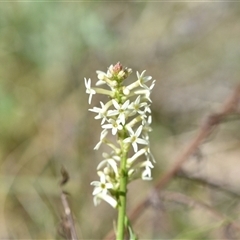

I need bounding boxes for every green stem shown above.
[116,150,128,240]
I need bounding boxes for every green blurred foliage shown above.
[0,2,240,239]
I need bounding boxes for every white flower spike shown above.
[85,62,155,208]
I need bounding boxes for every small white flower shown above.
[84,78,96,104]
[142,115,152,134]
[97,158,119,178]
[141,160,154,180]
[102,119,123,135]
[89,101,112,124]
[91,171,113,196]
[144,104,152,114]
[95,70,118,88]
[128,96,147,116]
[96,71,107,86]
[150,80,156,91]
[94,129,108,150]
[124,125,148,152]
[96,70,107,80]
[136,70,153,89]
[108,99,130,125]
[145,146,156,163]
[107,65,114,76]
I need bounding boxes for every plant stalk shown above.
[116,151,128,240]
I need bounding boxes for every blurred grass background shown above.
[1,2,240,239]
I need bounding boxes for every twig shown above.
[155,191,240,238]
[104,84,240,240]
[138,189,240,239]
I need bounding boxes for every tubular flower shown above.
[85,62,155,207]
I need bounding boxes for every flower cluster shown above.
[85,62,155,208]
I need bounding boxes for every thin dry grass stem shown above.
[103,84,240,240]
[59,166,78,240]
[60,192,78,240]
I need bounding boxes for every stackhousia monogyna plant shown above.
[85,62,155,239]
